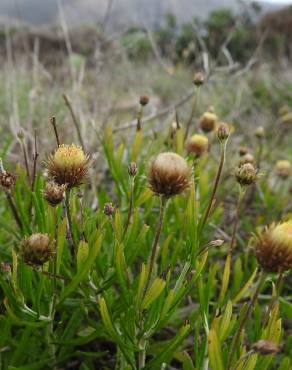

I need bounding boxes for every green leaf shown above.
[77,240,89,271]
[208,329,224,370]
[141,278,166,310]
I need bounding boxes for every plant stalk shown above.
[65,189,76,257]
[6,192,23,232]
[184,86,200,140]
[123,177,135,238]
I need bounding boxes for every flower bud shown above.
[128,162,138,177]
[199,112,218,133]
[217,122,230,142]
[148,152,190,197]
[139,95,149,106]
[238,146,249,156]
[254,221,292,272]
[255,126,265,139]
[45,144,89,188]
[235,163,257,186]
[239,153,255,165]
[22,233,54,266]
[275,160,291,179]
[103,202,115,217]
[252,340,280,355]
[193,72,204,86]
[43,182,66,206]
[186,134,208,156]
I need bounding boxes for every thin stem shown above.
[144,196,167,294]
[6,192,23,232]
[65,189,76,257]
[200,141,226,234]
[184,86,200,140]
[63,93,85,149]
[50,116,60,147]
[262,270,284,327]
[29,129,39,215]
[138,337,146,369]
[229,187,246,253]
[19,138,31,184]
[123,177,135,238]
[227,270,267,369]
[137,106,144,131]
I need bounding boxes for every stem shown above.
[29,129,39,215]
[138,337,146,369]
[184,86,200,140]
[262,270,284,327]
[137,106,144,131]
[19,138,31,184]
[6,192,23,232]
[123,177,135,238]
[65,189,76,257]
[200,141,226,234]
[144,196,167,294]
[229,187,246,253]
[63,93,85,149]
[227,271,267,369]
[50,116,60,147]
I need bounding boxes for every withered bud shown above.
[275,160,291,179]
[128,162,138,177]
[255,126,265,139]
[238,146,249,156]
[103,202,115,217]
[139,95,149,106]
[235,163,257,186]
[186,134,209,156]
[148,152,190,197]
[252,340,280,355]
[193,72,204,86]
[199,112,218,133]
[0,171,16,191]
[254,221,292,272]
[22,233,54,266]
[43,182,66,206]
[239,153,255,165]
[217,122,230,142]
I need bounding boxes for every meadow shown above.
[0,36,291,370]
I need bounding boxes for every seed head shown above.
[148,152,190,197]
[193,72,204,86]
[103,202,115,217]
[22,233,54,266]
[0,171,16,191]
[199,112,218,133]
[139,95,149,106]
[217,122,230,142]
[255,126,265,139]
[254,221,292,272]
[252,340,280,355]
[43,182,66,206]
[45,144,89,188]
[186,134,209,156]
[128,162,138,177]
[239,153,255,165]
[275,160,291,179]
[235,163,257,186]
[238,146,249,156]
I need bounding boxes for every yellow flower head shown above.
[199,112,218,133]
[186,134,209,156]
[53,144,86,168]
[275,160,291,179]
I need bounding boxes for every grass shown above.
[0,51,291,370]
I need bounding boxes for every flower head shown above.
[45,144,89,188]
[254,221,292,272]
[275,160,291,179]
[43,182,66,206]
[235,163,257,186]
[0,171,16,191]
[199,112,218,133]
[148,152,190,197]
[186,134,209,156]
[22,233,54,266]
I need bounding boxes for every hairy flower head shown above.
[22,233,55,266]
[199,112,218,133]
[186,134,208,156]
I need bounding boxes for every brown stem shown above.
[19,138,31,184]
[50,116,60,147]
[63,93,85,149]
[184,86,200,140]
[29,129,39,215]
[6,192,23,232]
[137,106,144,131]
[123,177,135,238]
[200,141,226,234]
[227,271,267,369]
[262,269,284,327]
[144,196,167,294]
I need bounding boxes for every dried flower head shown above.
[217,122,230,142]
[193,72,204,86]
[239,153,255,166]
[22,233,54,266]
[43,182,66,206]
[252,340,280,355]
[0,171,16,191]
[238,146,249,156]
[199,112,218,133]
[186,134,209,156]
[45,144,89,188]
[103,202,115,216]
[275,160,291,179]
[148,152,190,197]
[128,162,138,177]
[255,126,265,139]
[235,163,257,186]
[254,221,292,272]
[280,112,292,125]
[139,95,149,106]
